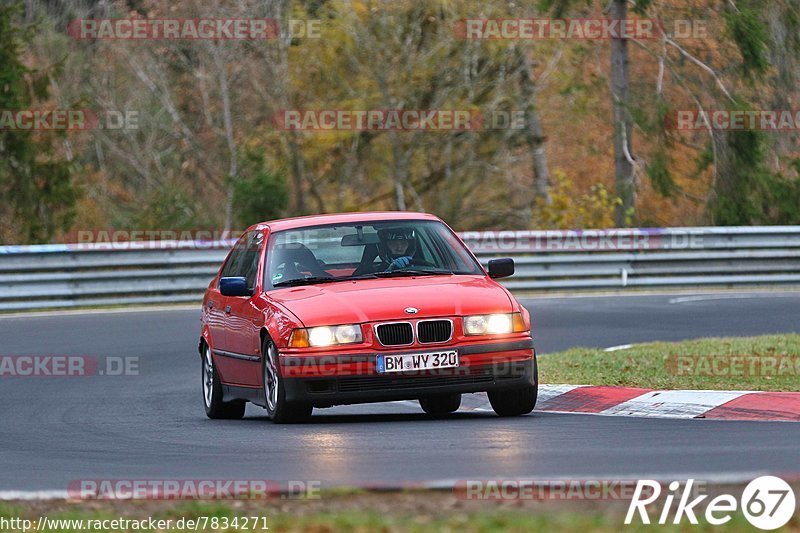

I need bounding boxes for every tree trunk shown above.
[213,43,237,232]
[388,129,408,210]
[267,0,306,216]
[515,47,551,204]
[287,131,306,215]
[610,0,635,227]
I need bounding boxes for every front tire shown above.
[488,384,537,417]
[202,344,246,419]
[419,394,461,416]
[262,337,312,424]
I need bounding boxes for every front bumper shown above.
[281,339,536,407]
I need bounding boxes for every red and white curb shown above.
[531,385,800,421]
[406,387,800,420]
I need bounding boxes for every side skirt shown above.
[222,384,266,408]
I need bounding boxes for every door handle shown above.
[225,305,232,314]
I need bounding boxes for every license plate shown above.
[376,350,459,373]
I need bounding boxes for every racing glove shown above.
[387,256,412,270]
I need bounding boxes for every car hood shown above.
[269,275,513,326]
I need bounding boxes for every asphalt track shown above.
[1,291,799,492]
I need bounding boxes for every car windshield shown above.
[264,220,483,289]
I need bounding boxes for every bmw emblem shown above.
[404,307,419,314]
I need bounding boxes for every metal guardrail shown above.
[0,226,799,311]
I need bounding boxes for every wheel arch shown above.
[199,326,213,358]
[260,327,272,349]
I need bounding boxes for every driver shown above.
[377,227,417,271]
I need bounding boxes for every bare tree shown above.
[513,45,551,205]
[610,0,635,226]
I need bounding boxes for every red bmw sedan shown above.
[199,212,537,423]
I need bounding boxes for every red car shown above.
[199,212,537,423]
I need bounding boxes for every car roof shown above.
[248,211,442,233]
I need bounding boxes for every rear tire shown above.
[202,344,246,420]
[488,384,537,417]
[419,394,461,416]
[262,337,312,424]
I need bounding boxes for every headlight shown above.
[463,313,526,335]
[289,324,363,348]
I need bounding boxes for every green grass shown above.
[539,334,800,391]
[263,511,774,531]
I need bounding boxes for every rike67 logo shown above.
[626,476,796,529]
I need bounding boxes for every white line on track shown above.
[0,305,198,320]
[603,344,633,352]
[0,491,68,500]
[669,293,800,304]
[521,288,800,302]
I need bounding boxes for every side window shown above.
[240,231,264,291]
[220,230,263,284]
[220,236,248,280]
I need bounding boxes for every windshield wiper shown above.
[372,269,454,278]
[274,270,454,287]
[273,276,339,288]
[344,274,380,280]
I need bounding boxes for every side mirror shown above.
[487,258,515,279]
[219,277,251,297]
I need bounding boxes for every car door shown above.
[205,282,227,355]
[224,230,266,387]
[211,232,252,385]
[206,235,247,356]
